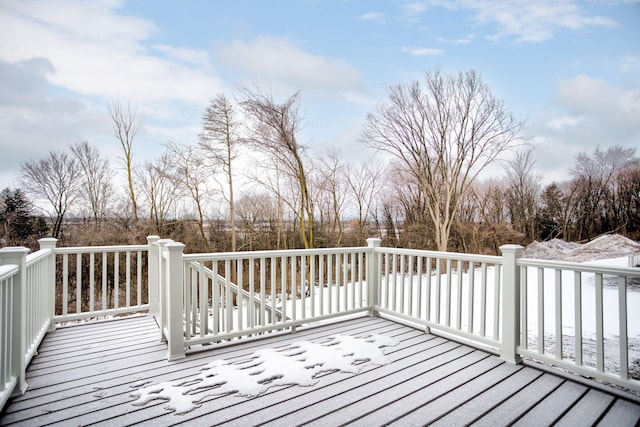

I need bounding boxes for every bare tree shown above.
[346,160,385,245]
[386,165,432,248]
[467,180,518,253]
[136,153,181,234]
[235,192,277,250]
[316,148,347,246]
[247,160,302,250]
[70,140,112,224]
[503,147,540,240]
[199,94,242,252]
[571,145,635,184]
[614,161,640,238]
[476,180,508,225]
[361,69,524,252]
[379,200,400,247]
[109,100,140,226]
[166,141,214,251]
[265,164,292,250]
[570,145,636,239]
[239,88,315,248]
[20,151,80,239]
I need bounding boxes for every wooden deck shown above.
[1,315,640,427]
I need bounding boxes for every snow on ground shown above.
[130,334,398,414]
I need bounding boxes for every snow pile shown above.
[130,334,398,415]
[524,239,581,261]
[524,234,640,262]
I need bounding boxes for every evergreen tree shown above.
[0,188,38,245]
[536,183,563,240]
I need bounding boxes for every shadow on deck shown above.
[1,315,640,426]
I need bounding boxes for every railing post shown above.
[146,235,160,316]
[0,247,31,396]
[166,242,186,361]
[499,244,523,364]
[366,238,381,317]
[38,238,58,332]
[156,239,172,343]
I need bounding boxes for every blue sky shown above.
[1,0,639,189]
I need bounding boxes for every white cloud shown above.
[529,75,640,182]
[401,0,618,42]
[215,35,363,97]
[621,55,640,73]
[360,12,384,21]
[554,75,640,124]
[401,46,445,56]
[340,90,378,107]
[468,0,618,42]
[0,58,110,173]
[0,0,227,188]
[436,34,476,44]
[3,0,155,49]
[0,0,222,104]
[547,115,584,131]
[152,45,212,67]
[401,1,429,16]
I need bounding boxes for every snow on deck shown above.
[2,315,640,426]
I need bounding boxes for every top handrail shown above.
[518,257,640,276]
[25,248,51,265]
[0,264,19,281]
[54,244,149,254]
[182,245,369,262]
[375,246,502,264]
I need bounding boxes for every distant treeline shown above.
[3,144,639,255]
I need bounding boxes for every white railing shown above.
[0,237,158,409]
[23,240,57,366]
[2,234,639,410]
[374,247,503,350]
[156,239,371,360]
[516,255,640,391]
[183,259,286,338]
[155,239,640,392]
[53,242,150,322]
[0,262,20,410]
[0,240,56,408]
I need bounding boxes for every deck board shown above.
[385,362,530,426]
[554,388,615,427]
[292,352,498,425]
[2,314,639,426]
[429,366,542,426]
[222,341,477,427]
[512,381,588,426]
[470,373,565,426]
[599,399,640,426]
